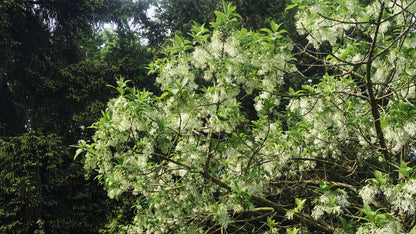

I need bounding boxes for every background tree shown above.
[79,1,416,233]
[145,0,296,46]
[0,0,155,232]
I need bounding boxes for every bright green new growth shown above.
[78,1,416,232]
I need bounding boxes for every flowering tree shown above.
[77,1,416,232]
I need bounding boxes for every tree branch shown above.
[364,2,390,164]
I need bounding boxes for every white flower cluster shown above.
[384,122,416,153]
[192,47,210,69]
[297,1,416,95]
[359,185,379,204]
[311,190,350,220]
[295,0,360,48]
[359,176,416,224]
[388,179,416,215]
[286,76,375,170]
[157,57,198,91]
[356,221,399,234]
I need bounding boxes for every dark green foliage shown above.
[0,0,152,136]
[147,0,296,45]
[151,0,218,39]
[231,0,294,32]
[0,133,62,233]
[0,133,64,232]
[0,0,154,232]
[0,133,119,233]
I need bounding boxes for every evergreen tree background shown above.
[0,0,154,232]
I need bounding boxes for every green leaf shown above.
[301,85,314,93]
[294,198,306,212]
[384,35,392,41]
[285,4,298,11]
[339,217,353,231]
[361,202,373,217]
[214,11,226,23]
[74,148,83,160]
[286,227,299,234]
[270,21,280,32]
[266,217,276,228]
[390,161,413,178]
[261,28,273,35]
[159,92,170,100]
[380,119,388,129]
